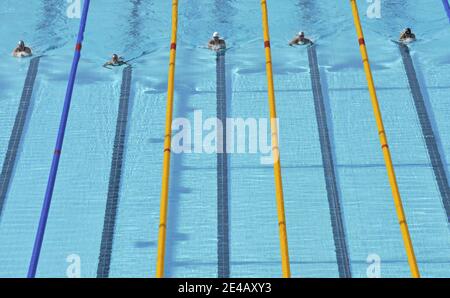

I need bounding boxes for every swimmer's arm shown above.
[103,62,113,68]
[119,58,130,65]
[289,38,298,46]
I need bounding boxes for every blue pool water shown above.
[0,0,450,278]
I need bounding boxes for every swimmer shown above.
[12,40,33,58]
[103,54,128,68]
[208,32,226,51]
[289,32,313,46]
[399,28,416,42]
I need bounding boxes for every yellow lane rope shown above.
[156,0,179,278]
[349,0,420,278]
[260,0,291,278]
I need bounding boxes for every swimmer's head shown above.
[18,40,25,48]
[405,28,411,34]
[213,32,220,40]
[298,32,305,38]
[112,54,119,62]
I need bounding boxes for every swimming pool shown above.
[0,0,449,278]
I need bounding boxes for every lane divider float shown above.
[156,0,179,278]
[443,0,450,22]
[349,0,420,278]
[260,0,291,278]
[27,0,91,278]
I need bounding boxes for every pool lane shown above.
[398,43,450,223]
[217,0,342,277]
[375,0,450,277]
[410,56,450,276]
[273,70,340,277]
[35,69,118,277]
[107,71,166,277]
[262,0,342,277]
[326,68,412,277]
[162,48,218,277]
[107,0,173,277]
[35,0,148,277]
[0,57,76,277]
[0,1,42,211]
[0,57,41,220]
[0,0,140,277]
[329,0,450,277]
[0,1,74,277]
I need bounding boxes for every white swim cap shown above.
[298,32,304,36]
[213,32,220,38]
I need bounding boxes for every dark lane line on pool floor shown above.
[398,43,450,224]
[216,51,230,278]
[307,45,352,278]
[97,66,133,278]
[0,56,40,220]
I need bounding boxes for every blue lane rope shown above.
[27,0,91,278]
[443,0,450,22]
[307,45,352,277]
[398,43,450,224]
[97,66,132,277]
[0,57,40,220]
